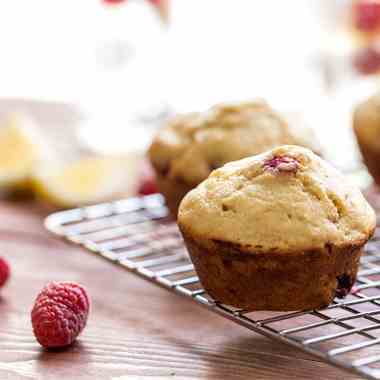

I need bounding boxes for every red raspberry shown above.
[0,257,10,288]
[353,45,380,74]
[102,0,126,4]
[31,282,90,349]
[263,156,299,173]
[335,274,354,299]
[138,176,158,195]
[354,0,380,32]
[138,162,158,195]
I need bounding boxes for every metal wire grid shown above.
[45,193,380,380]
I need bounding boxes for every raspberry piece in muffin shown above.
[263,156,299,173]
[335,274,355,299]
[178,145,375,311]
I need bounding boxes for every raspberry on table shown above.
[0,257,10,288]
[31,282,90,349]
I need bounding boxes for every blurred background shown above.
[1,0,380,208]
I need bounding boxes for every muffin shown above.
[148,101,320,217]
[178,145,375,311]
[354,92,380,185]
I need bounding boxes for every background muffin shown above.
[149,100,320,217]
[178,145,375,311]
[354,92,380,185]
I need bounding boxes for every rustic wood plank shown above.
[0,200,364,379]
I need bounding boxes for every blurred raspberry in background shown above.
[102,0,169,23]
[138,161,158,196]
[353,0,380,34]
[353,43,380,74]
[351,0,380,74]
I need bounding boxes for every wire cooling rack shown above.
[45,193,380,380]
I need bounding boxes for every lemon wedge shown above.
[32,155,141,208]
[0,113,45,191]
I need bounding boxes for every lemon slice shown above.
[32,155,141,208]
[0,113,45,191]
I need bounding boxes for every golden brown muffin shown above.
[354,92,380,185]
[178,145,376,311]
[148,101,320,217]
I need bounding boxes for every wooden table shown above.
[0,199,365,380]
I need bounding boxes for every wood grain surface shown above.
[0,199,365,380]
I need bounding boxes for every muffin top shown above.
[354,92,380,151]
[178,145,375,253]
[149,100,319,186]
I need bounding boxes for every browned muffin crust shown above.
[181,229,369,311]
